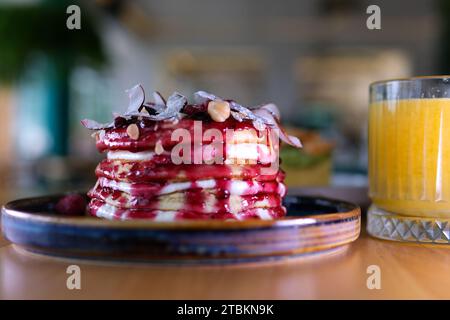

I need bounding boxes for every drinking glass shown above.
[367,76,450,243]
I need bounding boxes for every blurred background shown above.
[0,0,448,202]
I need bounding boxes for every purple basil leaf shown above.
[194,91,217,105]
[152,91,166,106]
[125,84,145,114]
[81,119,113,130]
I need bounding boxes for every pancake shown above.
[89,184,282,212]
[83,87,301,220]
[88,198,286,221]
[96,160,283,183]
[95,118,273,152]
[94,177,286,198]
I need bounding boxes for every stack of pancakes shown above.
[87,117,287,220]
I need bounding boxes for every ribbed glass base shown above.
[367,205,450,244]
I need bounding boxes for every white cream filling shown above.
[226,143,271,160]
[99,178,134,193]
[256,208,273,220]
[107,150,155,161]
[277,183,286,197]
[154,211,178,222]
[229,180,251,195]
[98,177,285,197]
[94,202,117,220]
[98,177,218,195]
[107,143,275,163]
[159,179,217,194]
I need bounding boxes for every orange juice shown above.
[369,98,450,217]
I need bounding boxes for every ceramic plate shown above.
[1,194,360,264]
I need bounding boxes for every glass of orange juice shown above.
[367,76,450,243]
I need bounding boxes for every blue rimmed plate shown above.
[1,194,360,264]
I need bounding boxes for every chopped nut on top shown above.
[207,100,231,122]
[126,123,140,140]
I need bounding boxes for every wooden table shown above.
[2,224,450,299]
